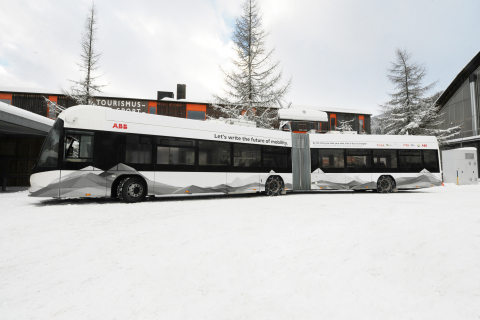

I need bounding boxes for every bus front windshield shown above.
[37,119,63,169]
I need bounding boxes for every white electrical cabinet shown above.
[442,147,478,185]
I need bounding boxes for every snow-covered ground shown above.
[1,185,480,319]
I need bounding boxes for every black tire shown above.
[116,177,129,201]
[376,176,395,193]
[265,176,284,197]
[117,177,146,203]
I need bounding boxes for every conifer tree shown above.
[381,48,459,143]
[63,3,105,105]
[213,0,291,128]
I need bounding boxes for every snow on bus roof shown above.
[291,104,373,115]
[310,133,439,143]
[0,101,54,127]
[160,97,211,104]
[278,108,328,122]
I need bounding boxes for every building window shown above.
[187,111,205,120]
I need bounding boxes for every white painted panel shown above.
[154,171,227,195]
[311,171,346,190]
[226,172,260,193]
[29,170,61,195]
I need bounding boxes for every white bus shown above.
[29,105,442,202]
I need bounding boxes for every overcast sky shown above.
[1,0,479,115]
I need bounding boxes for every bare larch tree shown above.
[380,48,459,143]
[63,3,105,105]
[212,0,291,128]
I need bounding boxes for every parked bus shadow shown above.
[34,189,424,206]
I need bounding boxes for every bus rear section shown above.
[308,135,442,193]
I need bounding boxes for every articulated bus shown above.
[29,105,442,202]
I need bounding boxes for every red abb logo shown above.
[113,123,128,129]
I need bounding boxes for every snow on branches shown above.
[336,119,354,132]
[213,0,291,128]
[380,48,459,144]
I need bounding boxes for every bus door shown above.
[61,130,106,198]
[291,133,311,190]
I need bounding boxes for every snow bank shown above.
[1,185,480,319]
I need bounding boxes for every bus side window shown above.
[157,138,195,165]
[318,149,344,168]
[64,131,94,162]
[346,149,372,171]
[373,150,397,169]
[262,146,288,168]
[199,140,231,166]
[422,150,440,172]
[126,135,152,164]
[398,150,422,172]
[233,143,261,167]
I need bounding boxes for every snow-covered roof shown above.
[291,104,373,115]
[160,97,210,105]
[0,101,54,127]
[278,108,328,122]
[454,147,477,151]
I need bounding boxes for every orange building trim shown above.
[0,93,12,101]
[186,104,206,112]
[186,104,206,120]
[148,101,157,114]
[359,115,365,131]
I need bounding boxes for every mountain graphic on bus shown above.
[30,163,442,198]
[395,169,442,188]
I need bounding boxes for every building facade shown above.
[435,50,480,177]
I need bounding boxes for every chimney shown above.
[157,91,174,100]
[177,84,186,100]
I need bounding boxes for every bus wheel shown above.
[376,176,395,193]
[117,177,146,203]
[265,176,283,196]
